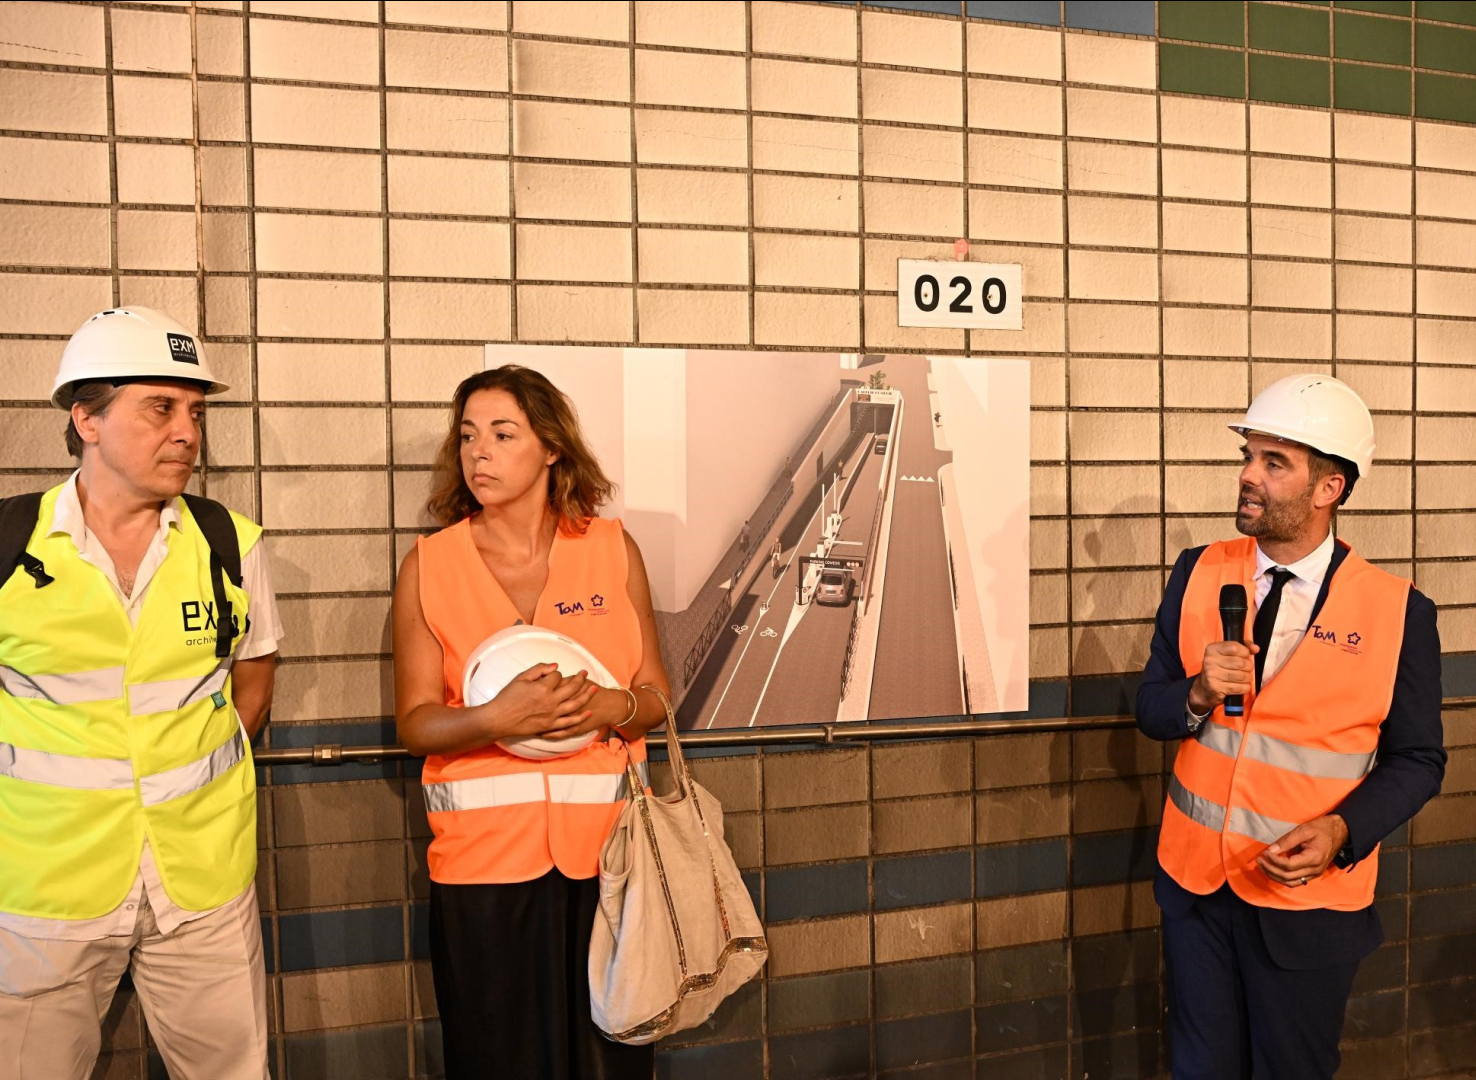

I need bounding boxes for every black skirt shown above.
[429,871,655,1080]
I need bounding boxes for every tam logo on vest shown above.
[555,593,610,617]
[1310,624,1364,656]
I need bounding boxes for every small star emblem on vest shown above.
[1346,632,1361,646]
[591,594,604,608]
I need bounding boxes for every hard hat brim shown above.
[1228,422,1365,477]
[52,375,230,411]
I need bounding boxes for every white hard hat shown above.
[52,307,228,409]
[462,624,614,760]
[1230,373,1375,479]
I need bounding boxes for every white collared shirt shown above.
[0,471,283,940]
[1254,529,1335,687]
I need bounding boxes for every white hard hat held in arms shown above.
[1229,373,1376,480]
[52,307,229,409]
[462,624,614,760]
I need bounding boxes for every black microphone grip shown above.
[1219,584,1248,717]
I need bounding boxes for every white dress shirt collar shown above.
[49,469,183,547]
[1255,528,1335,588]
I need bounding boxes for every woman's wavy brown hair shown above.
[426,365,615,530]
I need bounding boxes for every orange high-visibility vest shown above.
[416,516,646,883]
[1160,537,1408,911]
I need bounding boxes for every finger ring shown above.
[1300,876,1308,886]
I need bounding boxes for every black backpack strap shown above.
[181,494,242,659]
[0,492,53,589]
[181,494,242,587]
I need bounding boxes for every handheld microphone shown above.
[1219,584,1248,717]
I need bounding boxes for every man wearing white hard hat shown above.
[1137,374,1444,1079]
[0,308,283,1079]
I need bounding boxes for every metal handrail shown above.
[249,696,1474,765]
[252,713,1138,765]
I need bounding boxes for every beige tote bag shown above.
[588,685,768,1044]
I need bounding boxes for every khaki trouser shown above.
[0,885,269,1080]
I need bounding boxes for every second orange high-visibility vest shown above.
[416,516,646,883]
[1160,536,1408,911]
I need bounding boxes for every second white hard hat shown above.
[1229,373,1375,478]
[462,624,614,760]
[52,307,228,409]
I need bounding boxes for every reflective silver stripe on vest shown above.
[422,772,547,814]
[1196,721,1376,781]
[421,761,651,815]
[1197,720,1241,759]
[1169,775,1300,845]
[1241,729,1376,780]
[547,761,651,805]
[138,730,245,807]
[0,664,125,706]
[0,729,245,801]
[0,742,134,790]
[1227,805,1300,847]
[1168,774,1226,833]
[129,661,232,717]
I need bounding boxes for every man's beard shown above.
[1235,485,1314,541]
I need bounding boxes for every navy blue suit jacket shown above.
[1137,541,1446,970]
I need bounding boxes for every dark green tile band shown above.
[1417,21,1476,73]
[1416,70,1476,120]
[1336,10,1413,63]
[1156,0,1476,117]
[1161,0,1245,45]
[1336,59,1414,113]
[1161,42,1248,98]
[1250,52,1332,106]
[1252,3,1332,54]
[1417,0,1476,25]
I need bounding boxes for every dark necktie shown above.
[1253,568,1296,691]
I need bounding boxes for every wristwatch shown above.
[1332,843,1356,870]
[1185,702,1211,734]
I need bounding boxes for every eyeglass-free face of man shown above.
[1233,434,1344,553]
[74,380,205,498]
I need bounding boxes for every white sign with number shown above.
[897,260,1023,330]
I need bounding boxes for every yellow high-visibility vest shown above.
[0,485,260,918]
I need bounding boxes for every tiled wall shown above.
[1,1,1474,1078]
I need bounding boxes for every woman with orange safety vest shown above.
[392,365,673,1080]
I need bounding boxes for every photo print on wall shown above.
[483,345,1031,730]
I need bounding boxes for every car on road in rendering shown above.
[815,568,854,606]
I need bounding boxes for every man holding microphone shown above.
[1137,374,1445,1080]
